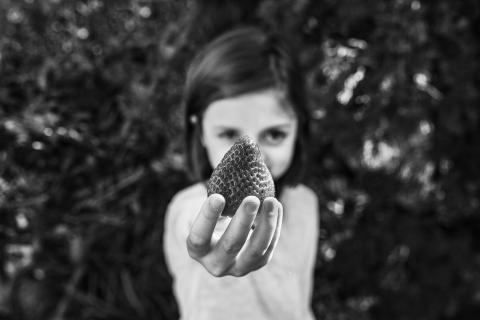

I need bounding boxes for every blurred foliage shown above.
[0,0,479,319]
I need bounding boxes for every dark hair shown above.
[184,26,310,191]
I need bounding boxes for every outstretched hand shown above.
[186,194,283,277]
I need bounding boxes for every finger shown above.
[265,200,283,256]
[249,200,283,272]
[214,196,259,259]
[186,194,225,258]
[233,198,278,271]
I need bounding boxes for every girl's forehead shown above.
[203,89,296,127]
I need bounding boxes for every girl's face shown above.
[201,89,298,180]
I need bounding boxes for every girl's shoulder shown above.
[168,182,207,213]
[281,183,319,226]
[165,182,207,234]
[170,182,207,203]
[282,183,318,204]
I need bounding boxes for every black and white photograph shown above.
[1,0,479,319]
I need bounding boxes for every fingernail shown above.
[263,198,275,215]
[209,194,224,213]
[245,198,260,213]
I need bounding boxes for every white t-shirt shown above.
[163,182,319,320]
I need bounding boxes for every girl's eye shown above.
[264,130,287,145]
[218,130,239,140]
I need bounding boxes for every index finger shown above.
[214,196,260,259]
[186,194,225,258]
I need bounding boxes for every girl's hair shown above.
[184,26,310,191]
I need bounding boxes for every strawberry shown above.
[207,136,275,217]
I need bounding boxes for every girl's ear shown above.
[190,114,198,125]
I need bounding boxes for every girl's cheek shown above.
[208,152,223,169]
[265,148,294,179]
[207,145,233,169]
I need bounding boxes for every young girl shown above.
[163,26,319,320]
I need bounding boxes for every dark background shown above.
[1,0,479,319]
